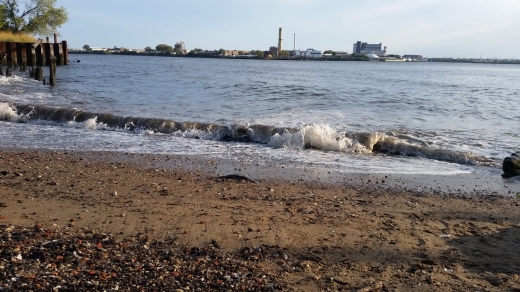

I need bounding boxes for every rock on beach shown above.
[503,152,520,177]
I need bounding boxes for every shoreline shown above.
[1,148,520,290]
[66,51,520,64]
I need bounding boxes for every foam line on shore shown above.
[1,102,494,166]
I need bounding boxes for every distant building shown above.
[199,50,218,55]
[403,54,423,61]
[222,50,250,56]
[269,46,278,56]
[303,49,322,59]
[291,49,322,59]
[174,42,187,54]
[107,46,125,53]
[291,50,301,58]
[89,47,106,52]
[334,51,350,59]
[353,41,386,56]
[366,53,379,60]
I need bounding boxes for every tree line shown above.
[0,0,67,37]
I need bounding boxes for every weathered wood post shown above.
[31,39,42,76]
[0,66,3,76]
[35,66,44,81]
[6,67,11,77]
[49,57,56,86]
[62,41,68,65]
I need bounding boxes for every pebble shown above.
[0,228,283,291]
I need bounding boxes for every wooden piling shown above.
[62,41,68,65]
[31,39,41,67]
[43,43,51,66]
[16,42,25,66]
[0,40,67,84]
[35,66,43,81]
[6,42,17,67]
[49,58,56,86]
[0,66,3,76]
[0,40,66,67]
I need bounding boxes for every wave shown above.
[1,102,492,165]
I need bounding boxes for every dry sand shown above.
[1,149,520,291]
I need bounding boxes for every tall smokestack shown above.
[278,27,283,57]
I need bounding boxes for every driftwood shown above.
[215,174,257,183]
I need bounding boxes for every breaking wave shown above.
[2,102,492,165]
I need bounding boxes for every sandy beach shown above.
[1,149,520,291]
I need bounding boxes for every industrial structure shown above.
[353,41,387,56]
[292,49,322,59]
[277,28,283,57]
[174,41,186,54]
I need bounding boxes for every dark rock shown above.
[503,152,520,178]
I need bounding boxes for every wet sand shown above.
[1,149,520,291]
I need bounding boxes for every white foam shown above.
[267,124,370,153]
[268,131,305,149]
[0,102,19,121]
[0,75,19,85]
[64,116,111,131]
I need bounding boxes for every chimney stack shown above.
[277,27,283,57]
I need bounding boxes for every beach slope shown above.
[1,150,519,291]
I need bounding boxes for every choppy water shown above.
[1,55,519,176]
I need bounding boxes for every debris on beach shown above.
[0,225,284,291]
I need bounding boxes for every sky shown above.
[53,0,520,58]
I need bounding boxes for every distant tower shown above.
[384,46,387,55]
[278,27,283,57]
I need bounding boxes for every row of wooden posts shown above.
[0,55,58,86]
[0,37,67,86]
[0,58,57,85]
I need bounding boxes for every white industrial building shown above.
[292,49,322,59]
[353,41,387,56]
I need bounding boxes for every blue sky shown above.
[55,0,520,58]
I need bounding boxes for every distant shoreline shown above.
[67,51,520,64]
[67,51,366,62]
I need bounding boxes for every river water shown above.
[1,55,519,192]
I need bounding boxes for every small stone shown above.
[282,253,288,260]
[112,191,118,196]
[211,240,222,248]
